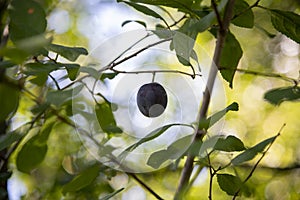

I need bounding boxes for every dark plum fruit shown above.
[137,82,168,117]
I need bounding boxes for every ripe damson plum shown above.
[136,82,168,118]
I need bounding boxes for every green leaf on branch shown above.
[214,135,246,152]
[99,188,124,200]
[270,9,300,44]
[0,83,20,121]
[120,1,167,25]
[189,0,228,33]
[100,73,119,81]
[9,0,47,43]
[198,102,239,130]
[16,121,55,173]
[264,86,300,105]
[62,164,100,194]
[220,32,243,88]
[95,102,122,135]
[232,0,254,28]
[118,123,191,159]
[47,44,88,62]
[173,19,199,66]
[147,134,193,169]
[24,63,60,76]
[46,85,84,106]
[64,64,80,81]
[0,124,31,151]
[217,174,243,196]
[232,135,278,165]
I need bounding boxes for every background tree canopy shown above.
[0,0,299,199]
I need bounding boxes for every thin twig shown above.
[169,15,187,28]
[231,0,261,21]
[110,38,172,68]
[232,124,285,199]
[211,0,223,31]
[207,153,214,200]
[111,68,201,78]
[229,68,298,85]
[48,74,61,90]
[129,173,164,200]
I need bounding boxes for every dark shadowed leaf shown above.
[264,86,300,105]
[24,62,60,76]
[0,83,20,121]
[62,164,100,194]
[270,9,300,44]
[95,102,122,135]
[16,121,55,173]
[47,44,88,62]
[9,0,47,42]
[217,174,242,195]
[121,1,167,24]
[214,135,245,152]
[0,61,15,69]
[232,0,254,28]
[232,135,278,165]
[64,64,80,81]
[147,134,193,169]
[220,32,243,88]
[99,188,124,200]
[0,124,31,151]
[100,73,119,81]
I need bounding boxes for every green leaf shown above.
[264,86,300,105]
[47,44,88,62]
[0,172,12,182]
[16,121,55,173]
[62,164,100,194]
[147,134,193,169]
[95,102,122,135]
[46,85,84,106]
[121,20,147,28]
[220,32,243,88]
[0,60,16,69]
[189,0,228,33]
[270,9,300,44]
[118,123,191,159]
[121,1,167,24]
[0,47,29,64]
[125,0,202,15]
[232,135,278,165]
[217,174,242,196]
[173,19,198,66]
[0,124,30,151]
[16,136,47,173]
[24,62,60,76]
[232,0,254,28]
[100,73,119,81]
[64,64,80,81]
[198,102,239,130]
[214,135,245,152]
[9,0,47,43]
[99,188,124,200]
[80,66,101,79]
[0,83,20,121]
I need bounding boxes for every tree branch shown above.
[174,1,236,199]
